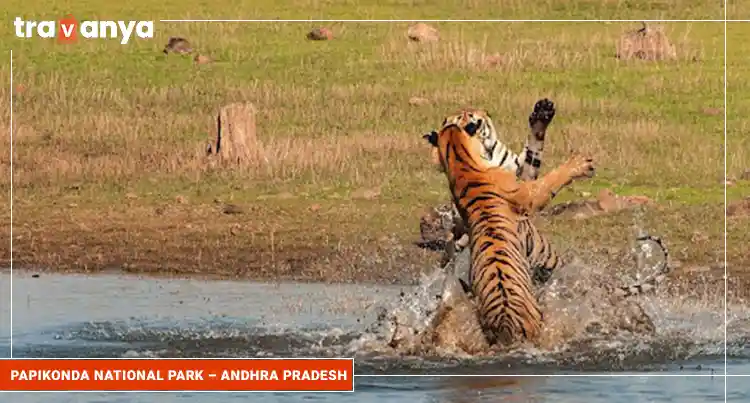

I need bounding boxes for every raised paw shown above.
[529,98,556,128]
[565,154,595,179]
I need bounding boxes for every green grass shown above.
[0,5,732,282]
[728,23,750,278]
[1,0,724,22]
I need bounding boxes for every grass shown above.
[729,1,749,19]
[0,7,733,290]
[1,0,724,21]
[728,23,750,289]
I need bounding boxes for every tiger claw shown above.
[529,98,556,127]
[566,154,596,179]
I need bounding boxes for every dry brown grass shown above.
[1,22,731,289]
[616,23,677,61]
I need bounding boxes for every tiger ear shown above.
[423,130,439,147]
[463,119,483,136]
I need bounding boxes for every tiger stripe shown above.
[424,122,595,346]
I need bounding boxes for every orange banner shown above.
[0,358,354,391]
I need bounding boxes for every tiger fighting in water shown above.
[420,100,672,298]
[417,104,673,348]
[375,101,674,354]
[420,99,556,259]
[422,120,596,346]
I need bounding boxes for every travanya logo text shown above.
[13,16,154,45]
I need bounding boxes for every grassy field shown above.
[1,0,725,21]
[729,2,749,19]
[728,23,750,294]
[0,6,735,292]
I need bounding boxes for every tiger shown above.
[422,121,595,346]
[420,98,556,258]
[420,99,563,293]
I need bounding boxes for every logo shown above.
[14,16,154,44]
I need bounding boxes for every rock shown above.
[222,204,244,215]
[597,189,620,213]
[407,23,439,43]
[620,194,653,206]
[307,27,333,41]
[163,37,193,55]
[483,53,505,67]
[194,54,212,64]
[702,107,722,116]
[418,206,452,250]
[543,188,653,219]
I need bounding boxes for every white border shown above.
[5,11,735,397]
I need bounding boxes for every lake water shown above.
[1,269,749,402]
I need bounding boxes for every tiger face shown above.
[422,119,492,178]
[425,108,499,172]
[441,108,499,159]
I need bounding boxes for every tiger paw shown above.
[565,154,595,179]
[528,98,556,134]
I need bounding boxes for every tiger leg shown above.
[518,218,562,288]
[469,225,543,345]
[504,153,595,215]
[448,212,564,294]
[516,98,556,182]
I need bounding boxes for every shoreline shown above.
[3,238,737,302]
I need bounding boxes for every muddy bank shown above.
[1,197,737,299]
[2,226,735,302]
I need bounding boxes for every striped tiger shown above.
[422,122,595,346]
[420,99,556,257]
[421,99,563,291]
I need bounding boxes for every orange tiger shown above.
[422,122,595,346]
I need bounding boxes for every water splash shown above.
[344,228,742,372]
[8,261,748,374]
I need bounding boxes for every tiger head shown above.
[425,108,499,170]
[422,119,491,178]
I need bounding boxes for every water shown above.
[1,269,749,402]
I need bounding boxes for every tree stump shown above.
[207,102,261,166]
